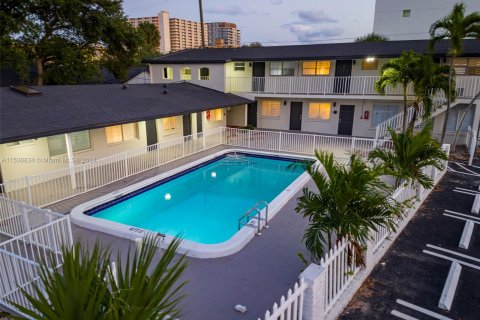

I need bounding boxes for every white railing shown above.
[226,75,480,99]
[0,197,73,316]
[260,279,306,320]
[467,126,477,166]
[0,128,224,207]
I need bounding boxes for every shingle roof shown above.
[144,39,480,64]
[0,82,252,143]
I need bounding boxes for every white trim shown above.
[422,250,480,271]
[70,149,314,259]
[391,310,419,320]
[426,244,480,264]
[396,299,453,320]
[444,210,480,221]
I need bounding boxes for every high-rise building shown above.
[128,12,240,53]
[207,22,241,48]
[373,0,480,40]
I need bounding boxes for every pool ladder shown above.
[238,201,269,235]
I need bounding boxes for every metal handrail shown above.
[238,200,269,235]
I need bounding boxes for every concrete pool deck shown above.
[47,146,312,319]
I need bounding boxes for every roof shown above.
[144,39,480,64]
[0,82,252,143]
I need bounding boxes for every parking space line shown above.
[426,244,480,263]
[391,310,419,320]
[396,299,453,320]
[447,168,480,177]
[423,250,480,271]
[456,163,480,176]
[453,189,477,196]
[444,210,480,221]
[455,187,479,193]
[444,213,480,225]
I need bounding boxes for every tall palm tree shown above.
[15,235,187,320]
[376,50,421,132]
[369,124,448,190]
[295,152,403,266]
[429,2,480,144]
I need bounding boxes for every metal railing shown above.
[238,201,269,235]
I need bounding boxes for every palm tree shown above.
[376,50,421,132]
[15,235,187,320]
[295,152,403,266]
[369,124,448,190]
[354,32,389,42]
[429,2,480,144]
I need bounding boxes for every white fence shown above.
[466,126,478,166]
[263,147,450,320]
[0,196,73,316]
[260,279,306,320]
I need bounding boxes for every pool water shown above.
[89,154,305,244]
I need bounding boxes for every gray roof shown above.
[0,83,252,143]
[144,39,480,64]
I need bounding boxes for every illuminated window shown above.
[208,109,223,121]
[163,117,176,131]
[302,61,330,76]
[261,100,281,118]
[234,62,245,71]
[180,67,191,80]
[7,140,35,147]
[105,123,138,144]
[162,67,173,79]
[199,67,210,80]
[47,131,91,157]
[270,62,295,76]
[308,103,331,120]
[450,58,480,75]
[362,58,378,70]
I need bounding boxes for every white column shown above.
[64,133,77,189]
[191,113,198,139]
[300,263,327,320]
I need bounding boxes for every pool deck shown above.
[47,146,312,320]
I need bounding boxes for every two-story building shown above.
[144,39,480,142]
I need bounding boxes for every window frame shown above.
[162,67,173,80]
[361,59,379,70]
[402,9,411,17]
[307,102,332,121]
[180,67,192,80]
[260,100,282,119]
[234,62,246,71]
[162,117,177,131]
[302,60,331,76]
[105,123,139,145]
[371,104,400,128]
[199,67,210,80]
[269,61,296,76]
[47,131,91,157]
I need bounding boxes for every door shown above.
[196,112,203,133]
[334,60,353,94]
[337,105,355,135]
[183,113,192,136]
[145,120,158,146]
[247,102,257,127]
[252,62,265,92]
[289,102,303,131]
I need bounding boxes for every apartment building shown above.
[207,22,241,48]
[373,0,480,40]
[144,39,480,143]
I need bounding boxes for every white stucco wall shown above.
[156,115,184,141]
[226,105,247,127]
[201,109,227,131]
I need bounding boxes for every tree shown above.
[136,22,160,58]
[354,32,389,42]
[295,152,403,266]
[241,42,263,47]
[369,124,448,190]
[2,0,141,85]
[15,235,187,320]
[376,50,421,132]
[429,3,480,144]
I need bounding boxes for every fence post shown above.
[364,238,376,270]
[202,133,206,149]
[312,135,317,155]
[82,164,87,192]
[25,176,32,205]
[182,138,186,158]
[350,137,356,155]
[124,153,129,178]
[278,132,283,151]
[300,264,327,320]
[248,129,251,148]
[21,204,32,235]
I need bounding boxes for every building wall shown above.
[158,11,171,53]
[226,105,247,127]
[201,109,227,131]
[373,0,480,40]
[207,22,241,47]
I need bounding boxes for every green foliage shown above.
[354,33,389,42]
[369,124,448,189]
[14,235,187,320]
[136,22,161,59]
[296,152,404,265]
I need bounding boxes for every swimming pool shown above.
[71,149,312,258]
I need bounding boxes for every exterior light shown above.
[211,172,217,178]
[366,57,376,62]
[164,193,172,200]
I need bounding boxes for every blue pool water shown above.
[89,154,306,244]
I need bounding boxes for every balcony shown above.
[226,76,480,99]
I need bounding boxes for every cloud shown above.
[205,5,256,16]
[270,0,283,5]
[285,23,344,41]
[294,10,338,23]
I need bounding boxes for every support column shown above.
[300,263,327,320]
[191,113,198,139]
[64,133,77,189]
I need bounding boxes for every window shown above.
[208,109,223,121]
[47,131,91,157]
[199,67,210,80]
[450,58,480,75]
[7,140,35,147]
[362,58,378,70]
[162,117,176,131]
[402,9,411,17]
[447,105,474,132]
[308,103,331,120]
[302,61,330,76]
[180,67,191,80]
[162,67,173,79]
[234,62,245,71]
[372,105,399,127]
[105,123,138,144]
[269,62,295,76]
[261,100,281,118]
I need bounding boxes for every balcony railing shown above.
[226,76,480,99]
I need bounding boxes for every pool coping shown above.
[70,149,314,258]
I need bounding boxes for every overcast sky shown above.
[122,0,377,45]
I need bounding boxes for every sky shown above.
[122,0,377,46]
